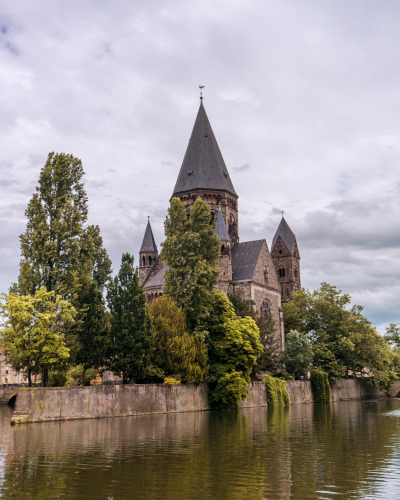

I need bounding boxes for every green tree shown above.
[162,197,220,331]
[106,253,155,384]
[283,329,313,379]
[229,293,282,374]
[206,292,263,408]
[283,283,396,385]
[149,296,208,383]
[0,287,75,386]
[74,281,110,386]
[385,323,400,349]
[17,152,112,385]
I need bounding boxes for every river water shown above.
[0,399,400,499]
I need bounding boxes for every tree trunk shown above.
[42,367,48,387]
[28,370,32,388]
[82,366,86,387]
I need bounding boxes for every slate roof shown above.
[140,219,158,253]
[231,240,264,281]
[171,101,237,198]
[271,217,295,254]
[214,207,231,242]
[144,265,169,289]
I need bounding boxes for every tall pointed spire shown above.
[271,217,296,254]
[171,101,237,198]
[140,218,157,253]
[214,204,231,242]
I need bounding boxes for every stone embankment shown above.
[5,378,400,425]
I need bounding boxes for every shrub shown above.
[272,371,293,381]
[263,375,290,406]
[164,377,181,384]
[209,371,249,411]
[311,370,331,403]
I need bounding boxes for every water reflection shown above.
[0,399,399,499]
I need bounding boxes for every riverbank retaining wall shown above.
[8,378,400,424]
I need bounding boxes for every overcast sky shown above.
[1,0,399,332]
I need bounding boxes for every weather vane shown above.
[199,85,204,100]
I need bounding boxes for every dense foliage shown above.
[106,253,156,384]
[310,370,331,403]
[228,293,282,374]
[206,292,263,409]
[17,152,112,385]
[263,375,290,406]
[0,287,75,386]
[283,283,396,387]
[149,296,208,383]
[283,329,313,378]
[208,371,249,410]
[162,197,220,332]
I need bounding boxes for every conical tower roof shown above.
[172,101,237,198]
[140,218,157,252]
[214,205,231,242]
[272,217,296,254]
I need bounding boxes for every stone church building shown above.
[138,100,301,348]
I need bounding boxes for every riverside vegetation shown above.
[0,153,399,409]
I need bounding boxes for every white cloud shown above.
[0,0,399,332]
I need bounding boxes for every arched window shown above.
[221,245,225,254]
[264,270,268,283]
[260,300,271,320]
[142,256,146,267]
[279,268,285,278]
[294,268,298,278]
[148,256,152,266]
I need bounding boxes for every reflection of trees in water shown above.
[0,400,399,499]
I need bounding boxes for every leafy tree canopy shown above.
[106,253,156,384]
[228,293,282,374]
[149,296,208,383]
[282,329,313,378]
[206,292,263,383]
[0,287,75,386]
[162,197,220,331]
[18,152,112,300]
[283,283,396,386]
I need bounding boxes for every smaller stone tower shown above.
[139,218,158,284]
[271,217,301,302]
[214,204,232,294]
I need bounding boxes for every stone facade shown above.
[138,101,302,349]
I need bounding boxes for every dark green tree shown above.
[282,329,313,379]
[74,281,110,386]
[162,197,220,331]
[106,253,155,384]
[229,293,282,374]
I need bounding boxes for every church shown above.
[138,100,301,348]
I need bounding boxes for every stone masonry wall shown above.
[8,379,399,425]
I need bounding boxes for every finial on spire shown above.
[281,210,284,218]
[148,216,150,222]
[199,85,204,100]
[218,202,222,211]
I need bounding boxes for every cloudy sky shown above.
[1,0,399,332]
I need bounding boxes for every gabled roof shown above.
[214,207,231,242]
[231,240,264,281]
[171,101,237,198]
[140,219,158,253]
[271,217,295,254]
[144,265,169,289]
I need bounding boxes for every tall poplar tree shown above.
[18,152,112,385]
[162,197,220,331]
[106,253,155,384]
[18,152,111,299]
